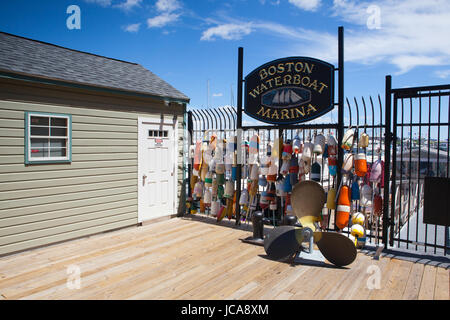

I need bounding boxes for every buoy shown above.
[355,153,368,177]
[249,179,258,197]
[217,184,224,199]
[193,141,202,171]
[298,159,306,181]
[302,141,312,163]
[282,176,292,193]
[351,180,360,201]
[289,155,299,174]
[267,162,278,183]
[342,153,354,172]
[370,159,383,183]
[249,134,259,164]
[260,191,270,209]
[194,181,203,199]
[360,184,373,208]
[327,134,338,156]
[239,189,249,206]
[293,135,301,154]
[311,161,321,182]
[358,132,369,148]
[258,176,267,187]
[327,188,336,210]
[199,199,205,213]
[205,171,212,188]
[216,173,225,185]
[336,185,351,230]
[328,156,337,176]
[215,162,225,174]
[269,200,277,211]
[342,129,354,150]
[351,212,365,225]
[289,172,298,186]
[190,174,198,192]
[313,133,326,155]
[351,224,365,238]
[373,194,383,216]
[250,163,259,181]
[282,140,293,160]
[203,189,212,207]
[224,181,234,199]
[211,201,219,217]
[217,205,226,222]
[211,177,218,197]
[280,159,290,175]
[260,155,270,176]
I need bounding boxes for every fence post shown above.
[383,75,392,246]
[336,26,345,230]
[236,47,243,225]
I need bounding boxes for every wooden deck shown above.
[0,216,448,300]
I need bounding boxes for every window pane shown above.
[51,127,67,136]
[50,139,66,148]
[148,130,153,137]
[30,138,48,148]
[50,148,67,157]
[30,148,48,158]
[31,127,49,136]
[51,118,67,127]
[30,116,49,126]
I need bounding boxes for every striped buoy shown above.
[355,153,368,177]
[369,159,383,183]
[289,172,298,186]
[249,179,258,197]
[205,171,213,188]
[211,201,219,217]
[336,185,351,230]
[311,162,321,182]
[269,200,277,211]
[302,142,312,163]
[282,141,293,160]
[217,184,224,199]
[260,191,270,209]
[211,177,218,197]
[216,173,225,185]
[224,181,234,199]
[217,205,226,222]
[289,155,299,174]
[280,159,290,175]
[328,156,337,176]
[250,163,259,181]
[341,129,354,150]
[267,162,278,183]
[326,188,336,210]
[249,134,259,164]
[260,155,270,176]
[194,181,203,199]
[258,176,267,187]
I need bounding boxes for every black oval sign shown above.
[244,57,335,124]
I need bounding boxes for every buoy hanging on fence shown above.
[267,162,278,183]
[260,191,270,209]
[217,184,224,199]
[203,189,212,207]
[217,204,226,222]
[260,155,270,176]
[342,153,354,173]
[355,153,368,177]
[200,163,209,181]
[282,175,292,193]
[302,141,312,163]
[282,140,293,160]
[205,171,212,188]
[258,176,267,187]
[358,132,369,149]
[328,156,337,176]
[327,188,336,210]
[224,181,234,199]
[360,184,373,208]
[373,193,383,216]
[239,189,249,206]
[351,212,365,225]
[280,159,290,175]
[289,155,299,174]
[289,172,298,186]
[351,180,360,201]
[350,224,364,238]
[336,185,351,230]
[249,134,259,164]
[313,133,326,155]
[293,134,301,154]
[193,140,202,172]
[327,134,338,156]
[311,161,321,182]
[250,163,259,181]
[342,129,354,150]
[211,201,219,217]
[211,177,218,197]
[194,181,203,199]
[369,159,383,183]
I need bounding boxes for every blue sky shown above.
[1,0,449,128]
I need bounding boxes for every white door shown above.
[138,117,176,223]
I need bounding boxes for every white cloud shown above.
[288,0,321,11]
[147,12,180,28]
[83,0,112,6]
[212,93,223,97]
[123,23,141,32]
[435,69,450,79]
[156,0,181,12]
[147,0,182,29]
[201,23,253,41]
[115,0,142,11]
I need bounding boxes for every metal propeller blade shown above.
[313,231,357,267]
[263,226,304,261]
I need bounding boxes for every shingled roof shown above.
[0,32,189,103]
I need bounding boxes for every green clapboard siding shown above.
[0,100,184,256]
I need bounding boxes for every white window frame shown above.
[25,112,72,164]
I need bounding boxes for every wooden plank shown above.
[72,131,136,139]
[402,262,425,300]
[0,128,23,138]
[73,123,136,133]
[383,259,414,300]
[0,192,136,219]
[418,265,437,300]
[0,212,138,246]
[0,218,137,256]
[2,222,211,299]
[0,178,135,201]
[434,267,449,300]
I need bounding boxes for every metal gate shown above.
[384,75,450,255]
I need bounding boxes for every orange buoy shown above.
[355,153,368,177]
[336,185,351,230]
[373,194,383,216]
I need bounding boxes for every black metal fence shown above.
[385,77,450,255]
[187,95,386,246]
